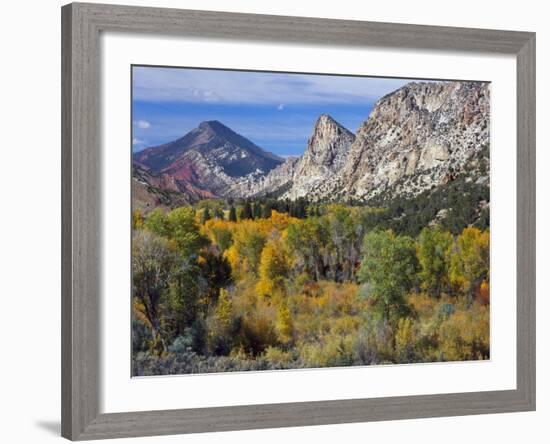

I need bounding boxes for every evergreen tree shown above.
[201,206,211,224]
[281,199,290,214]
[289,201,296,218]
[262,204,272,219]
[254,202,262,219]
[214,207,224,220]
[240,201,253,220]
[229,205,237,222]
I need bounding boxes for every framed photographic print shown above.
[61,2,535,440]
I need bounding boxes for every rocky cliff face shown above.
[286,114,355,200]
[337,81,490,200]
[225,114,355,200]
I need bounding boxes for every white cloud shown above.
[135,119,150,129]
[132,138,145,145]
[277,104,284,111]
[132,67,413,105]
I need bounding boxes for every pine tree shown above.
[201,206,211,224]
[229,205,237,222]
[254,202,262,219]
[289,202,295,218]
[262,204,272,219]
[240,201,253,220]
[214,207,224,220]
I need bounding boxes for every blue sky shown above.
[132,66,412,157]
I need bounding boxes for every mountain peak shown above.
[198,120,230,132]
[295,113,356,178]
[309,114,354,148]
[376,81,461,114]
[196,120,240,141]
[313,114,354,138]
[316,113,342,127]
[133,120,284,192]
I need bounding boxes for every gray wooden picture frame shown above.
[61,2,536,440]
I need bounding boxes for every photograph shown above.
[131,66,490,376]
[0,1,540,442]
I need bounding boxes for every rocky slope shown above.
[286,114,355,200]
[225,155,300,199]
[132,165,197,212]
[226,114,355,200]
[134,120,283,198]
[336,81,490,201]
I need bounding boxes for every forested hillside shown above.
[132,199,489,375]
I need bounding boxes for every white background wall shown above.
[0,0,546,442]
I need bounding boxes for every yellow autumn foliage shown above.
[449,227,490,294]
[256,238,291,298]
[276,302,294,345]
[134,202,491,370]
